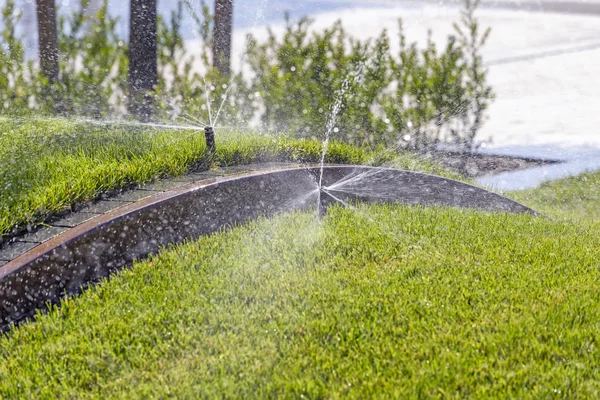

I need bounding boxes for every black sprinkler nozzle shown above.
[204,126,216,155]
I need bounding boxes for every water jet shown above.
[0,165,537,330]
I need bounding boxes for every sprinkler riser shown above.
[204,126,216,154]
[317,188,334,217]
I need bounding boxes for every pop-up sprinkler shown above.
[204,125,216,155]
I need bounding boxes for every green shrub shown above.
[55,0,128,117]
[0,0,493,150]
[0,1,45,113]
[247,0,493,151]
[153,0,256,128]
[245,16,391,143]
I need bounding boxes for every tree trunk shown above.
[213,0,233,77]
[36,0,59,84]
[128,0,157,121]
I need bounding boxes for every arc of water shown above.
[178,114,204,128]
[319,96,483,193]
[317,58,371,191]
[212,82,233,129]
[179,110,208,127]
[318,78,348,189]
[10,114,206,133]
[325,168,383,191]
[321,188,353,209]
[325,186,398,201]
[315,57,371,215]
[72,117,205,132]
[3,116,212,163]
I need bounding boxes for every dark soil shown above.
[425,151,560,178]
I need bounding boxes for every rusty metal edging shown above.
[0,164,311,281]
[0,165,537,329]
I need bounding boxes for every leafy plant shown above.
[0,0,493,151]
[246,16,392,142]
[153,0,255,128]
[56,0,128,117]
[0,0,45,114]
[248,1,493,151]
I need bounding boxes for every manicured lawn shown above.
[2,204,600,398]
[510,171,600,222]
[0,117,456,238]
[3,116,598,397]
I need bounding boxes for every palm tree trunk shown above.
[128,0,157,121]
[36,0,59,84]
[213,0,233,77]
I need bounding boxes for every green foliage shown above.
[246,16,392,143]
[383,1,493,153]
[248,1,493,150]
[0,0,493,149]
[154,1,255,128]
[56,0,128,117]
[385,25,467,150]
[2,205,600,397]
[0,1,45,113]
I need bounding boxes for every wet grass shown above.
[510,171,600,221]
[0,117,457,238]
[2,204,600,398]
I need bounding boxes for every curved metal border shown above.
[0,166,536,329]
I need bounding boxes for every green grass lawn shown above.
[510,171,600,222]
[0,117,456,238]
[2,204,600,398]
[3,116,599,397]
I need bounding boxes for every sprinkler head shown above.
[317,187,332,217]
[204,125,216,155]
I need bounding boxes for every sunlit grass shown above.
[510,171,600,222]
[0,117,457,237]
[1,204,600,397]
